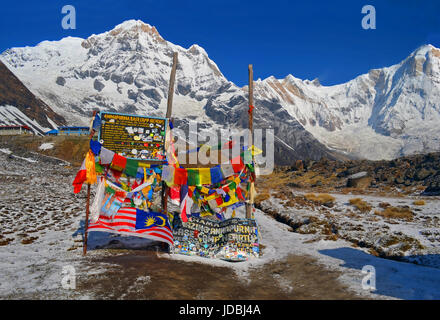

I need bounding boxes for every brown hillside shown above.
[0,60,66,131]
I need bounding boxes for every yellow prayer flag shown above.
[250,145,263,156]
[200,186,210,194]
[199,168,211,185]
[205,194,217,201]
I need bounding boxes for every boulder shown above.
[422,182,440,196]
[346,171,372,189]
[56,76,66,86]
[93,79,105,92]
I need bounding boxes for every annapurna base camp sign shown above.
[98,111,167,161]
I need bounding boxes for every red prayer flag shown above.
[174,167,188,185]
[111,154,127,171]
[231,155,244,173]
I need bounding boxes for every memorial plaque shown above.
[172,215,260,261]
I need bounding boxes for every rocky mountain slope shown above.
[1,20,439,161]
[252,45,440,160]
[0,60,65,134]
[276,152,440,196]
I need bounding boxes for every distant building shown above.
[0,125,34,135]
[46,126,90,136]
[45,129,58,136]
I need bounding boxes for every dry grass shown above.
[348,198,372,213]
[374,206,414,221]
[289,172,338,188]
[21,237,38,245]
[257,171,293,194]
[379,202,391,209]
[304,193,335,205]
[254,193,270,206]
[413,200,426,206]
[285,199,296,207]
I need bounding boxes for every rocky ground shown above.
[256,155,440,269]
[281,152,440,195]
[1,138,440,299]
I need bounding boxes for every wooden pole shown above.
[162,52,178,221]
[246,64,254,219]
[83,183,91,255]
[89,110,97,139]
[166,52,178,118]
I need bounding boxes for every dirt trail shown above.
[78,250,365,299]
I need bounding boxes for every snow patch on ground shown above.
[39,143,54,150]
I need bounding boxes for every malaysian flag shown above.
[88,207,174,246]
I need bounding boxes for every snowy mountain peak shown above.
[113,19,153,30]
[395,44,440,78]
[110,19,164,42]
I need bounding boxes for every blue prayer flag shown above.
[210,166,223,184]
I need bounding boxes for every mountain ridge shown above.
[0,19,438,162]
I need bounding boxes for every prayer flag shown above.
[220,163,234,178]
[187,168,200,186]
[231,155,244,173]
[210,166,223,184]
[174,167,188,185]
[125,159,139,177]
[111,154,127,171]
[199,168,211,185]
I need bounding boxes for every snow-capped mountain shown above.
[0,20,227,125]
[252,44,440,159]
[1,19,439,161]
[0,19,343,164]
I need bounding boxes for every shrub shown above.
[349,198,372,213]
[374,206,414,221]
[304,193,335,205]
[413,200,426,206]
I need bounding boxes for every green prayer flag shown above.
[187,168,200,186]
[106,186,116,195]
[95,163,104,174]
[125,159,139,177]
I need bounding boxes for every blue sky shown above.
[1,0,440,86]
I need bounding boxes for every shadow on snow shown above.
[319,247,440,300]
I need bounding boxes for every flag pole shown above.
[83,111,98,256]
[246,64,254,219]
[162,52,178,249]
[83,183,91,255]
